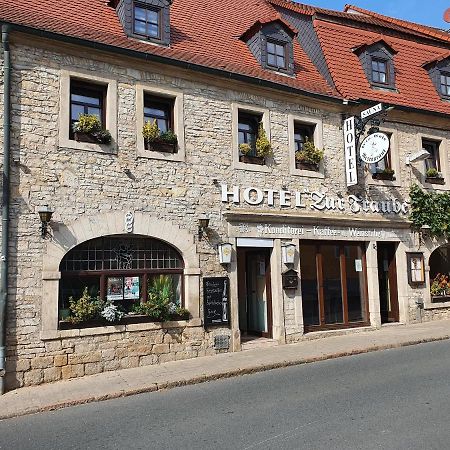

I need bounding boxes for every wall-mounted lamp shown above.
[198,214,210,240]
[281,243,296,265]
[406,149,430,165]
[37,205,54,238]
[218,242,233,264]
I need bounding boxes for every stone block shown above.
[119,357,139,369]
[24,369,43,385]
[61,364,84,379]
[54,354,68,367]
[43,367,62,383]
[153,344,169,355]
[101,348,116,361]
[104,360,120,371]
[139,355,157,366]
[175,350,197,361]
[84,362,104,376]
[31,356,54,369]
[68,352,101,364]
[158,353,176,364]
[6,358,30,372]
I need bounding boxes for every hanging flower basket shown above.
[296,160,319,171]
[144,139,177,153]
[239,154,265,165]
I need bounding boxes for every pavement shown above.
[0,320,450,420]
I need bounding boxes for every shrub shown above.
[160,129,178,144]
[255,123,272,158]
[68,288,102,324]
[100,302,124,323]
[426,168,439,178]
[72,114,111,144]
[430,273,450,296]
[143,119,161,142]
[239,143,252,155]
[295,139,324,165]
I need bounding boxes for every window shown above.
[441,72,450,97]
[266,40,286,69]
[371,58,388,84]
[70,80,106,140]
[369,133,395,180]
[422,139,440,172]
[238,111,262,164]
[294,124,314,152]
[144,94,173,133]
[59,236,184,321]
[133,3,160,39]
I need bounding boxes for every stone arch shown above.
[41,212,200,333]
[429,243,450,281]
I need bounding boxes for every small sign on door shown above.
[355,259,363,272]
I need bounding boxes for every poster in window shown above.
[107,277,124,301]
[124,276,140,300]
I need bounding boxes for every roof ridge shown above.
[344,4,450,43]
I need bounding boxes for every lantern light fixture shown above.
[218,242,233,264]
[37,205,54,238]
[281,243,296,265]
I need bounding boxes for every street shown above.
[0,340,449,450]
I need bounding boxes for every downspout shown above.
[0,24,11,394]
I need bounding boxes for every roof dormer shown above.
[423,53,450,100]
[241,18,297,76]
[353,38,397,91]
[112,0,172,46]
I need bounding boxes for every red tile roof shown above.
[0,0,449,116]
[315,19,450,115]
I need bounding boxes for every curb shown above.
[1,334,449,421]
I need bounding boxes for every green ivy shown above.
[409,184,450,236]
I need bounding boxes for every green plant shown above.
[430,273,450,296]
[175,306,190,317]
[380,168,395,175]
[67,287,102,324]
[295,140,324,165]
[160,129,178,144]
[239,143,252,155]
[72,114,112,144]
[426,168,440,178]
[143,119,161,142]
[255,123,272,158]
[409,184,450,236]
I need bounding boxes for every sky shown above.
[302,0,450,30]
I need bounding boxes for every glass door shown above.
[300,241,368,331]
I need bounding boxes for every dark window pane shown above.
[134,21,146,34]
[135,6,146,20]
[148,23,159,37]
[71,94,100,106]
[71,104,85,121]
[321,244,343,324]
[300,244,319,326]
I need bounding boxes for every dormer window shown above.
[133,3,161,39]
[267,40,287,70]
[371,58,388,84]
[240,19,296,76]
[354,39,397,91]
[113,0,171,46]
[441,72,450,96]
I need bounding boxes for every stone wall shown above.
[1,38,450,389]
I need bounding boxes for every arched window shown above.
[429,244,450,299]
[59,235,184,317]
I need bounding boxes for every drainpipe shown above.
[0,24,11,394]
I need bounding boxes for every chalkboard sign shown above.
[203,277,230,327]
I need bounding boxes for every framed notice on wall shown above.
[107,277,124,301]
[203,277,230,327]
[407,253,425,285]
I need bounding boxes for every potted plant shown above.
[61,287,103,328]
[72,114,112,144]
[430,273,450,302]
[425,168,445,185]
[239,124,272,165]
[143,120,178,153]
[295,140,323,171]
[372,167,395,181]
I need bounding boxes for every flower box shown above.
[296,161,319,171]
[74,131,101,144]
[425,177,445,185]
[431,295,450,303]
[144,140,177,153]
[372,172,395,181]
[239,155,265,165]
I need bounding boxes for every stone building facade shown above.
[1,0,450,390]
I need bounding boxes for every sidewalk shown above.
[1,320,450,420]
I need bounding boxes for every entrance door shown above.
[237,249,272,338]
[377,242,399,323]
[300,241,369,331]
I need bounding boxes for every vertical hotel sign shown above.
[344,117,357,187]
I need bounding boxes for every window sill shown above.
[424,297,450,309]
[366,174,401,187]
[425,177,446,186]
[59,138,117,155]
[233,159,271,173]
[291,167,325,179]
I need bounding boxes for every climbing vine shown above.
[409,184,450,237]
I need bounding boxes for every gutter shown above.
[0,22,346,106]
[0,24,11,394]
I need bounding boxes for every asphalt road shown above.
[0,340,449,450]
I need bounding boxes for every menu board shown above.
[203,277,229,326]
